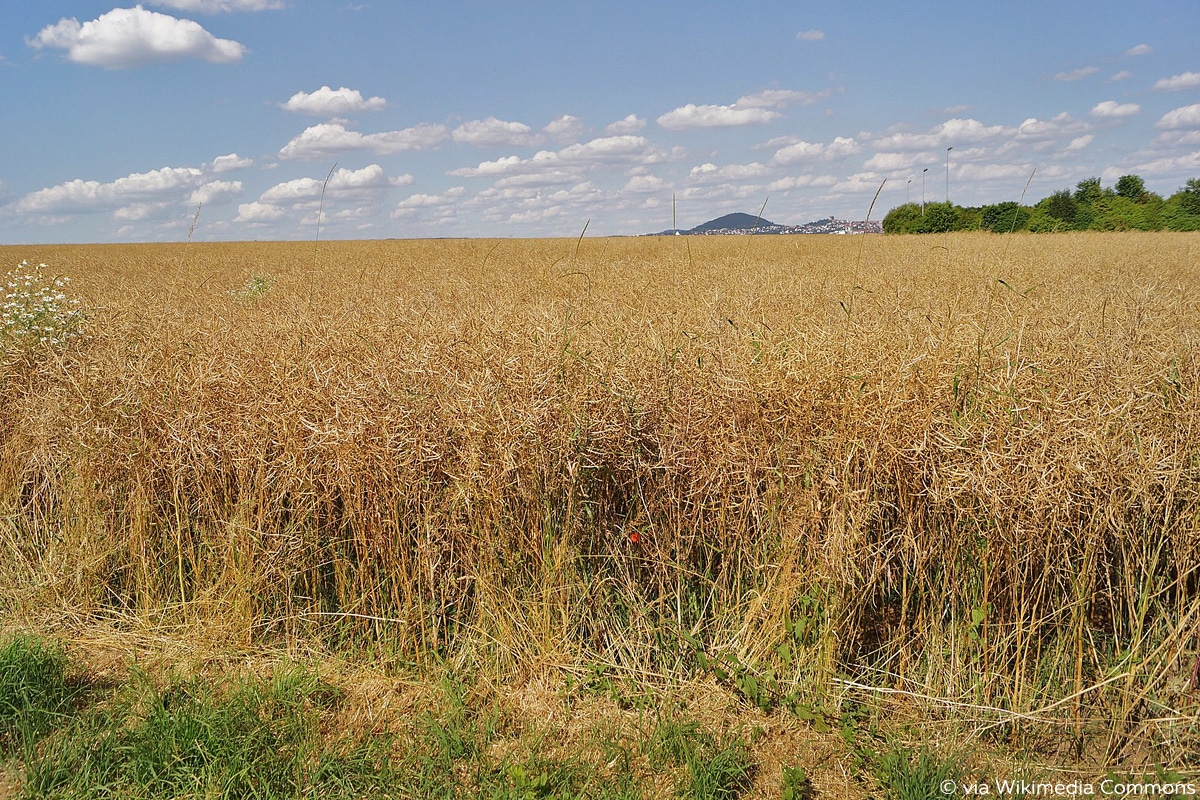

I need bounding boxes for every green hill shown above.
[690,212,776,232]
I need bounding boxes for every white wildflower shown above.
[1,260,87,353]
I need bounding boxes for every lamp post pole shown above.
[922,168,928,213]
[946,146,953,203]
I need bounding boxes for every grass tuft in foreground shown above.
[4,634,824,799]
[0,635,78,756]
[19,662,395,799]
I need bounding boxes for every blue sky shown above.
[2,1,1198,243]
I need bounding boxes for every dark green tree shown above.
[956,207,983,231]
[918,202,958,233]
[980,201,1030,232]
[1043,190,1078,225]
[1024,207,1060,232]
[882,203,923,234]
[1073,206,1096,230]
[1101,196,1142,230]
[1115,174,1147,202]
[1165,179,1200,230]
[878,175,1200,234]
[1074,177,1103,205]
[1179,178,1200,216]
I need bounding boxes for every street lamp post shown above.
[907,177,912,205]
[946,147,953,203]
[921,168,929,213]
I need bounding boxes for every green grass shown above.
[21,662,396,799]
[0,635,79,756]
[644,714,755,799]
[874,745,962,800]
[3,634,780,799]
[4,630,1192,799]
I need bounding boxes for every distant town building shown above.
[648,214,882,236]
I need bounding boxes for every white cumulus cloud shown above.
[766,174,835,192]
[113,202,172,221]
[465,181,605,226]
[448,135,662,179]
[391,187,467,219]
[1157,103,1200,130]
[450,155,523,178]
[278,121,448,160]
[872,118,1013,151]
[658,88,826,130]
[14,166,206,214]
[1015,113,1089,140]
[770,139,823,163]
[686,162,771,185]
[605,114,646,134]
[282,86,387,116]
[395,187,466,209]
[543,115,586,142]
[189,180,242,205]
[1163,131,1200,147]
[234,201,285,223]
[209,153,253,172]
[623,175,667,193]
[772,136,860,165]
[27,5,247,69]
[1133,151,1200,176]
[452,117,544,147]
[1125,44,1152,56]
[258,164,391,205]
[862,152,920,171]
[14,180,102,214]
[492,170,586,189]
[557,135,660,164]
[238,165,401,225]
[823,136,862,159]
[1154,72,1200,92]
[796,29,824,41]
[1066,134,1095,151]
[659,103,781,130]
[1091,100,1141,119]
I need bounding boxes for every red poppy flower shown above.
[628,531,641,544]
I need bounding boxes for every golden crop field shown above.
[2,232,1199,779]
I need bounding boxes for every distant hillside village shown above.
[648,212,883,236]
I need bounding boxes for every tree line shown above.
[882,175,1200,233]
